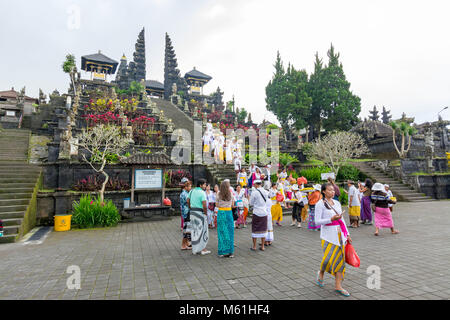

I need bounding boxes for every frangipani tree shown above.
[77,125,129,202]
[389,121,416,158]
[306,131,370,176]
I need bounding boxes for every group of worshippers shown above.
[179,176,253,258]
[202,120,242,164]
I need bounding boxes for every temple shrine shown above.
[184,67,212,95]
[81,50,118,81]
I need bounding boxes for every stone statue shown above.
[424,127,435,156]
[166,119,174,133]
[159,110,166,122]
[172,82,177,96]
[58,128,72,160]
[39,89,47,105]
[184,100,189,112]
[17,87,25,105]
[424,126,435,173]
[125,126,134,143]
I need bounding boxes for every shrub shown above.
[339,187,348,206]
[72,194,121,228]
[298,166,332,183]
[336,165,360,182]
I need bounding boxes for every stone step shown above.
[0,199,30,206]
[0,183,37,189]
[408,198,437,202]
[405,196,435,201]
[2,225,21,236]
[0,205,28,213]
[0,193,32,200]
[0,178,38,184]
[0,211,25,219]
[0,188,34,194]
[0,234,18,243]
[1,218,23,227]
[0,167,41,171]
[0,157,28,161]
[0,173,41,179]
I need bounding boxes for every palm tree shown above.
[62,54,77,95]
[390,121,416,158]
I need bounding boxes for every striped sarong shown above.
[320,233,346,278]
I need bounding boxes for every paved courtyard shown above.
[1,200,449,300]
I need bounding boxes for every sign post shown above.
[131,168,165,206]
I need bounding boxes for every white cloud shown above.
[1,0,450,125]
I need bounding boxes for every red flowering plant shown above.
[83,112,124,127]
[166,169,192,188]
[207,111,222,123]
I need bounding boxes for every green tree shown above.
[266,52,312,142]
[307,44,361,138]
[62,54,77,95]
[390,121,416,158]
[238,108,248,123]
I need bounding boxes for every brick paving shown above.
[0,200,449,300]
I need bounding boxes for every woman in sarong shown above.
[315,182,352,297]
[307,184,322,231]
[235,185,246,229]
[265,195,274,246]
[360,178,373,225]
[216,180,235,257]
[205,183,216,228]
[180,180,192,250]
[371,183,399,236]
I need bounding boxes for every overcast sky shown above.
[1,0,450,125]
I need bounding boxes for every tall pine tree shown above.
[319,44,361,135]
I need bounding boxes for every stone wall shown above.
[369,159,450,199]
[42,162,207,190]
[37,188,183,224]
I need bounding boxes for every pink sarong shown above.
[374,207,394,229]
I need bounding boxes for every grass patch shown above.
[39,189,55,193]
[302,159,324,165]
[411,171,450,176]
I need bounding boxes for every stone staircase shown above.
[150,98,196,139]
[0,129,42,243]
[206,164,239,186]
[352,162,436,202]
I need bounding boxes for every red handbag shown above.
[345,243,360,268]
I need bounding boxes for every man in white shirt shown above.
[249,180,268,251]
[347,180,361,228]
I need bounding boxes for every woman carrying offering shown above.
[315,182,352,297]
[371,183,399,236]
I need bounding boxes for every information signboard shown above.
[135,169,163,189]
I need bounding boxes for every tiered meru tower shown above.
[163,33,188,99]
[114,28,146,90]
